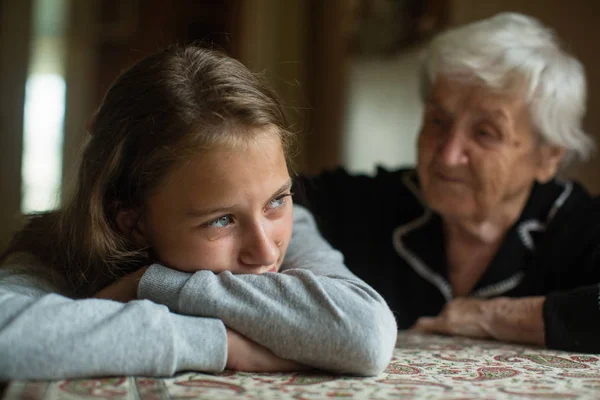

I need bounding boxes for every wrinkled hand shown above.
[411,297,493,338]
[411,296,545,346]
[226,328,310,372]
[94,266,150,302]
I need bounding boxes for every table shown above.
[4,332,600,399]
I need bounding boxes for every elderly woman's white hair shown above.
[421,12,594,164]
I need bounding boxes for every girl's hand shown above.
[94,266,150,302]
[226,328,310,372]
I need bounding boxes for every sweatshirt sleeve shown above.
[138,205,397,376]
[0,268,227,380]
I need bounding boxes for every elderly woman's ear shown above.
[535,145,566,183]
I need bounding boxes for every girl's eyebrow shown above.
[270,178,293,199]
[185,206,234,220]
[185,178,293,219]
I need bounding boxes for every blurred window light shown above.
[22,74,66,212]
[21,0,68,213]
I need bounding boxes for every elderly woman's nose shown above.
[437,129,468,166]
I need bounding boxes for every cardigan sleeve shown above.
[537,197,600,352]
[543,284,600,352]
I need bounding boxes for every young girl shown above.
[0,45,397,380]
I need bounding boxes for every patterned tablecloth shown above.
[4,332,600,399]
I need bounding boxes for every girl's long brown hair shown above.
[1,45,294,297]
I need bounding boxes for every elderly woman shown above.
[294,12,600,352]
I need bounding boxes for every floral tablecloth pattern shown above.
[4,332,600,399]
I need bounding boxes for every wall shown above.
[344,47,423,174]
[0,0,32,249]
[238,0,347,175]
[237,0,310,172]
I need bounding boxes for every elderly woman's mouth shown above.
[433,171,469,184]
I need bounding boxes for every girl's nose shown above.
[239,222,279,268]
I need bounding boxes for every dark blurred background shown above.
[1,0,600,250]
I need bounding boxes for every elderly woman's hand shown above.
[411,296,546,346]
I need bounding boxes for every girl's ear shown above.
[115,208,149,248]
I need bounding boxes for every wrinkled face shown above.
[138,128,293,274]
[417,77,562,223]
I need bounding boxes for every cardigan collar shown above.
[393,170,574,301]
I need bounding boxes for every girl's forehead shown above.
[143,125,288,202]
[159,129,287,189]
[145,132,289,218]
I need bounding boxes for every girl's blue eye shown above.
[269,194,290,209]
[206,215,233,228]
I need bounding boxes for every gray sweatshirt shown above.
[0,205,397,380]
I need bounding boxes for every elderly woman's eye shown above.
[475,127,502,144]
[477,128,497,139]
